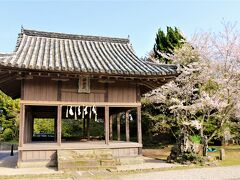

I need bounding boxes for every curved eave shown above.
[0,71,20,98]
[0,63,179,79]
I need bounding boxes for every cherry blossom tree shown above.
[144,21,240,160]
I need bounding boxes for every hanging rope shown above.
[78,106,81,116]
[69,106,74,116]
[65,105,99,121]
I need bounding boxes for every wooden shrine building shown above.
[0,28,178,168]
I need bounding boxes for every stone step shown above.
[100,159,116,166]
[115,156,144,165]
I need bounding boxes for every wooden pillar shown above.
[24,107,33,144]
[125,110,130,142]
[29,112,33,143]
[57,105,62,146]
[109,114,113,141]
[117,113,121,141]
[105,106,109,145]
[137,106,142,144]
[18,150,22,163]
[54,118,57,142]
[24,111,28,144]
[83,118,86,137]
[19,104,25,147]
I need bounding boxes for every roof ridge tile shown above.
[22,28,130,44]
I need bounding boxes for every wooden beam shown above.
[57,105,62,146]
[110,107,131,116]
[98,79,115,83]
[109,114,113,141]
[125,110,130,142]
[105,106,109,145]
[0,68,179,87]
[32,112,57,118]
[61,89,105,94]
[117,113,121,141]
[137,106,142,144]
[20,100,141,107]
[51,78,69,81]
[18,142,143,151]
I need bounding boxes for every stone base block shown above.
[17,160,56,168]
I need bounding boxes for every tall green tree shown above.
[154,26,185,63]
[0,91,20,141]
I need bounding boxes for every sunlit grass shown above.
[208,145,240,166]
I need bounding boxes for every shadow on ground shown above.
[144,158,166,164]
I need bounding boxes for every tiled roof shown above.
[0,53,11,57]
[0,29,178,76]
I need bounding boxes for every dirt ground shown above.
[142,146,172,160]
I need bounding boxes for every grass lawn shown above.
[143,145,240,166]
[208,145,240,166]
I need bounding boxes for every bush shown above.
[2,128,14,141]
[181,152,204,165]
[190,135,201,144]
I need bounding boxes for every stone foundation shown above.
[57,149,116,171]
[57,149,143,171]
[17,146,143,170]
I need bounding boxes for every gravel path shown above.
[0,151,18,168]
[116,165,240,180]
[116,157,180,171]
[0,152,239,180]
[0,151,14,160]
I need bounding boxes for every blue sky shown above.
[0,1,239,57]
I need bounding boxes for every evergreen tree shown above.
[154,27,185,63]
